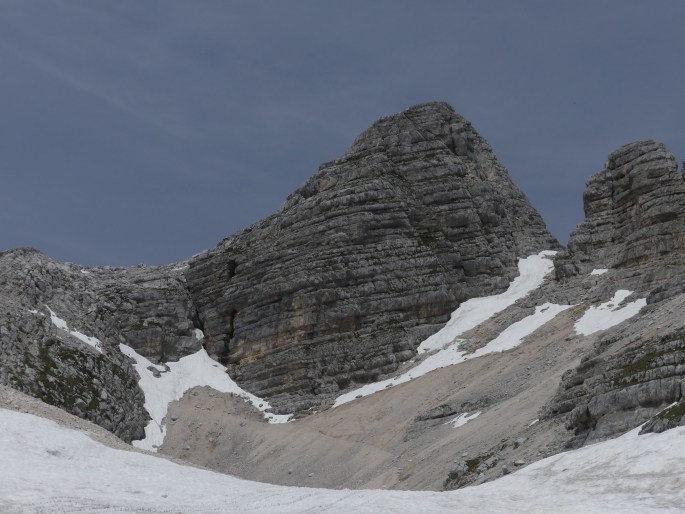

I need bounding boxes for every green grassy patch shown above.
[657,402,685,420]
[465,452,493,473]
[613,349,681,387]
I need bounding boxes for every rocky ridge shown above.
[545,140,685,447]
[0,248,206,440]
[0,101,558,433]
[555,140,685,299]
[3,104,685,491]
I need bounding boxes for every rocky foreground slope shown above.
[2,103,685,492]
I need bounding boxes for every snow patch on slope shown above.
[45,306,103,354]
[469,303,573,358]
[1,408,684,513]
[574,290,647,336]
[446,411,481,428]
[418,251,557,353]
[334,252,568,407]
[120,345,291,451]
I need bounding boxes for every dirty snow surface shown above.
[1,408,683,513]
[334,252,569,407]
[574,290,647,336]
[120,344,291,451]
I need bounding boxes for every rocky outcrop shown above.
[554,140,685,301]
[543,293,685,446]
[186,102,558,413]
[0,248,202,441]
[545,140,685,445]
[90,264,201,363]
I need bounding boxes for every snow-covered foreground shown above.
[334,252,568,407]
[1,408,683,513]
[575,290,647,336]
[120,344,291,451]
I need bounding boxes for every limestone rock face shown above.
[0,248,201,441]
[0,101,558,426]
[90,264,201,363]
[545,140,685,444]
[0,249,148,441]
[543,293,685,446]
[186,102,558,413]
[555,140,685,300]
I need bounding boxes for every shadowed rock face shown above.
[186,102,558,413]
[0,249,152,442]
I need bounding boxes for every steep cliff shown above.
[555,140,685,300]
[185,102,558,413]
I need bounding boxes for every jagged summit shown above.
[343,102,517,184]
[345,102,480,156]
[540,139,685,451]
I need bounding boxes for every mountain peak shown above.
[557,139,685,295]
[345,101,487,162]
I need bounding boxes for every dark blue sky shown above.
[2,1,684,265]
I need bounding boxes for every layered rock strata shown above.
[0,101,558,426]
[544,293,685,446]
[554,140,685,300]
[546,140,685,444]
[0,248,200,441]
[186,102,558,413]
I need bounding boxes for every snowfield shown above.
[1,408,684,513]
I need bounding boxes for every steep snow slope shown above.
[1,408,683,513]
